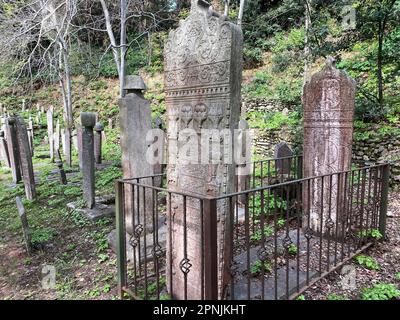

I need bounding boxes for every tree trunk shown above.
[303,0,312,86]
[237,0,246,27]
[377,23,384,113]
[120,0,127,98]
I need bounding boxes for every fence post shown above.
[379,164,390,238]
[203,198,218,300]
[115,181,127,299]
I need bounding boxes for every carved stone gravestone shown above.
[16,196,32,255]
[303,58,356,235]
[15,116,36,200]
[274,142,293,178]
[47,108,54,161]
[119,75,154,234]
[6,117,22,184]
[164,0,243,299]
[81,113,96,209]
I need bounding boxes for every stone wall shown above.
[244,97,400,185]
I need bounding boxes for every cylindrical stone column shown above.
[81,112,96,209]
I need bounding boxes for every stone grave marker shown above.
[164,0,243,299]
[15,116,36,200]
[47,108,54,161]
[16,196,32,255]
[302,57,356,234]
[81,112,96,209]
[274,142,294,178]
[94,122,104,165]
[119,75,154,234]
[5,117,22,184]
[0,130,10,168]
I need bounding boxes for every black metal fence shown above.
[115,158,390,300]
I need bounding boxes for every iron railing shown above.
[115,159,390,300]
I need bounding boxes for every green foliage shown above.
[288,244,298,256]
[354,255,380,271]
[31,228,57,246]
[361,283,400,300]
[251,225,274,242]
[277,218,286,229]
[250,193,287,218]
[395,273,400,281]
[247,111,300,131]
[296,294,306,300]
[327,294,348,301]
[357,229,383,240]
[250,260,272,276]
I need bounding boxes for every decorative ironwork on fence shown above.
[115,156,390,300]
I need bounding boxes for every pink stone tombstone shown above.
[165,0,243,299]
[303,58,356,234]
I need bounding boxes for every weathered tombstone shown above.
[237,120,251,204]
[36,111,42,126]
[303,57,356,234]
[5,117,22,184]
[77,127,83,170]
[81,113,96,209]
[108,118,113,130]
[274,142,293,178]
[119,75,154,234]
[64,127,72,167]
[164,0,243,299]
[94,122,104,164]
[56,159,68,185]
[47,108,54,161]
[54,119,60,154]
[22,99,26,112]
[0,130,11,168]
[15,116,36,200]
[152,116,166,187]
[27,117,34,156]
[16,197,32,255]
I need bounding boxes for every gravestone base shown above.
[108,216,167,267]
[67,196,115,221]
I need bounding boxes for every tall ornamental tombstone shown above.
[15,116,36,200]
[6,117,22,184]
[302,57,356,235]
[81,113,96,209]
[47,108,54,161]
[119,75,154,234]
[164,0,243,299]
[94,122,104,165]
[0,130,11,168]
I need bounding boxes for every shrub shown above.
[250,260,272,275]
[361,283,400,300]
[354,255,380,271]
